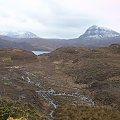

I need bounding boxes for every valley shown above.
[1,0,120,119]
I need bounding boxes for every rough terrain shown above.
[0,44,120,119]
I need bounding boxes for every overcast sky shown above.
[0,0,120,38]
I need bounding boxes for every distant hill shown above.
[73,25,120,47]
[79,25,120,39]
[0,31,38,38]
[0,48,37,62]
[0,37,34,50]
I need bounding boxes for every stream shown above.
[36,88,94,118]
[20,71,94,118]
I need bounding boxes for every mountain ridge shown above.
[0,25,120,50]
[80,25,120,39]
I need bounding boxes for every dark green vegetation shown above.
[54,104,120,120]
[0,99,48,120]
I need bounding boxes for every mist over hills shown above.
[0,25,120,51]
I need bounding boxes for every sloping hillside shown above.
[45,44,120,110]
[0,45,120,119]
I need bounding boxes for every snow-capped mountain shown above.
[80,25,120,39]
[0,31,39,38]
[0,25,120,50]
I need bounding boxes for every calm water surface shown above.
[32,51,50,55]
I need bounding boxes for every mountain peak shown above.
[81,25,120,39]
[88,25,99,29]
[87,25,113,31]
[0,31,39,38]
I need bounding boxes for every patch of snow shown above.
[0,31,39,38]
[83,25,120,39]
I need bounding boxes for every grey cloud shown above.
[0,0,120,39]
